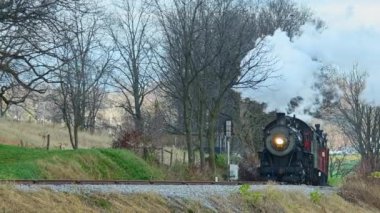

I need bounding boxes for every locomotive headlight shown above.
[271,134,288,151]
[274,137,285,145]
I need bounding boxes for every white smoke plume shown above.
[242,0,380,116]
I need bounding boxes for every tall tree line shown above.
[153,0,318,172]
[0,0,321,161]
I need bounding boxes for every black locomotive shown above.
[258,113,329,185]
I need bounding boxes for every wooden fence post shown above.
[170,148,173,167]
[46,134,50,150]
[161,147,164,164]
[143,147,148,160]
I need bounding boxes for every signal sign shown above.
[226,120,232,137]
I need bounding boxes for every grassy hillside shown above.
[340,175,380,210]
[0,119,111,149]
[0,145,163,180]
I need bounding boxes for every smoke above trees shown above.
[244,16,380,115]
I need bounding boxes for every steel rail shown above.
[0,180,270,185]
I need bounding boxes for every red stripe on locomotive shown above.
[318,147,329,174]
[303,131,312,152]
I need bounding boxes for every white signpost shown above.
[225,120,232,165]
[225,120,238,180]
[225,120,239,180]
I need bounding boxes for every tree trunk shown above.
[0,101,3,117]
[74,125,79,149]
[199,123,205,170]
[197,99,205,170]
[133,79,144,133]
[207,121,216,174]
[134,108,143,133]
[67,123,75,149]
[184,98,194,165]
[207,111,218,174]
[207,102,222,174]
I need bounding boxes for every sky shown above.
[243,0,380,115]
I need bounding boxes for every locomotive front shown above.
[259,113,306,183]
[258,112,329,185]
[264,118,302,157]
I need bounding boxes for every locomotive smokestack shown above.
[315,124,320,130]
[276,112,286,119]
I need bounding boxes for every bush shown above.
[370,171,380,178]
[309,190,323,204]
[215,154,227,169]
[112,129,143,150]
[163,161,215,181]
[238,153,260,181]
[239,184,263,205]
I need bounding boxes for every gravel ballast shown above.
[15,184,336,200]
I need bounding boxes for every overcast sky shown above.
[244,0,380,114]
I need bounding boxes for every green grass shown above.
[328,154,361,186]
[0,144,163,180]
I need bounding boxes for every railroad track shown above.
[1,180,271,185]
[0,180,335,189]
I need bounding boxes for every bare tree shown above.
[0,0,72,117]
[110,0,156,133]
[238,99,276,153]
[85,83,107,133]
[54,2,112,149]
[329,151,354,179]
[153,0,209,165]
[336,67,380,172]
[153,0,315,172]
[257,0,323,39]
[200,1,275,172]
[314,64,380,173]
[191,0,316,171]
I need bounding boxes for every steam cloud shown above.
[242,1,380,115]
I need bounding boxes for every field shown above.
[328,154,361,186]
[0,119,112,149]
[0,144,163,180]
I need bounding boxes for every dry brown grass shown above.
[0,119,111,149]
[0,184,377,213]
[209,186,376,213]
[340,175,380,210]
[0,185,94,213]
[0,185,209,213]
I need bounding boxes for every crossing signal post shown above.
[225,120,233,180]
[225,120,238,180]
[225,120,232,165]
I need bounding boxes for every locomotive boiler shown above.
[258,113,329,185]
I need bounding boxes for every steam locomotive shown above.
[258,113,329,185]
